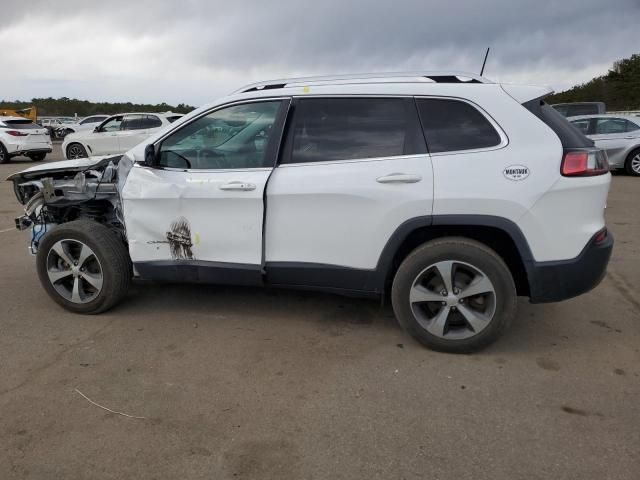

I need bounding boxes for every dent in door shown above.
[147,216,196,260]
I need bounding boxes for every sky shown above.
[1,0,639,107]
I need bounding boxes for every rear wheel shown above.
[66,143,88,159]
[391,237,517,353]
[0,143,8,164]
[625,149,640,176]
[36,221,131,314]
[28,152,46,161]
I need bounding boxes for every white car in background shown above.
[0,116,52,163]
[62,112,181,159]
[57,115,109,138]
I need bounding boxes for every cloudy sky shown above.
[1,0,639,106]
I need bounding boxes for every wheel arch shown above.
[374,215,534,296]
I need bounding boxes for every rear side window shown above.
[416,98,502,153]
[281,97,426,164]
[2,119,40,130]
[139,115,162,129]
[523,100,594,149]
[594,118,639,134]
[121,115,143,130]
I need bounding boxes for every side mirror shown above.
[144,143,159,167]
[93,126,100,133]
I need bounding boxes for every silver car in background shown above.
[568,114,640,176]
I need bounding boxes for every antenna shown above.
[480,47,490,76]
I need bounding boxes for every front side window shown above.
[81,116,107,125]
[282,97,425,164]
[416,98,502,153]
[100,116,123,132]
[159,101,282,170]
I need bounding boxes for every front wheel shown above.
[28,152,46,161]
[36,221,131,314]
[391,237,517,353]
[66,143,88,159]
[625,149,640,177]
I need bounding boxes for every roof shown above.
[233,71,492,94]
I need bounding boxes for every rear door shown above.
[117,114,151,152]
[590,117,640,168]
[264,96,433,289]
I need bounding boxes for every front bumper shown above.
[528,229,614,303]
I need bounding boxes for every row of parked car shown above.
[0,112,182,164]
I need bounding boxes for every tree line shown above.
[547,53,640,111]
[0,97,195,117]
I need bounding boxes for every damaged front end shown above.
[8,155,125,254]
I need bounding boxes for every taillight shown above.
[561,149,609,177]
[6,130,28,137]
[593,228,608,245]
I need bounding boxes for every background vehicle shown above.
[0,106,37,122]
[568,114,640,176]
[0,116,52,163]
[55,115,109,139]
[62,112,177,159]
[552,102,606,117]
[9,72,613,352]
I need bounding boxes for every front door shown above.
[89,115,123,155]
[120,99,290,284]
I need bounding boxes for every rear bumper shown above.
[528,230,613,303]
[7,146,52,157]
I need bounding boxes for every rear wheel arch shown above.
[376,215,533,297]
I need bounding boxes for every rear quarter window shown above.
[416,98,502,153]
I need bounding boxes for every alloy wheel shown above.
[68,145,86,159]
[409,260,497,340]
[46,239,103,304]
[632,153,640,174]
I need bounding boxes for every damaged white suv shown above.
[8,72,613,352]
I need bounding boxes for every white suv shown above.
[0,116,52,163]
[8,72,613,352]
[61,112,178,159]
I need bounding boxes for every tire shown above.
[0,143,9,164]
[36,220,131,314]
[28,152,46,162]
[391,237,517,353]
[66,143,88,159]
[624,148,640,176]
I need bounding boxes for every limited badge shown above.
[503,165,530,181]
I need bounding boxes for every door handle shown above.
[376,173,422,184]
[219,181,257,191]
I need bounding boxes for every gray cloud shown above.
[1,0,638,105]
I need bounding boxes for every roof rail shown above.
[234,71,492,94]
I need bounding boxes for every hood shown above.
[6,155,122,182]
